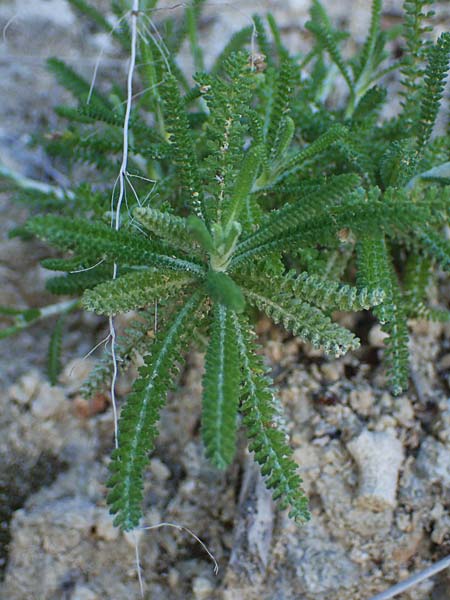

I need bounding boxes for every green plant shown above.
[252,0,450,394]
[1,0,448,531]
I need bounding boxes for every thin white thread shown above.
[3,2,259,71]
[125,172,157,215]
[102,4,145,595]
[2,13,19,43]
[369,554,450,600]
[83,332,112,359]
[109,0,139,451]
[125,172,142,207]
[138,16,172,74]
[120,79,164,104]
[141,13,171,59]
[136,521,219,575]
[126,172,157,185]
[110,175,120,226]
[87,11,130,105]
[133,522,219,597]
[139,2,257,73]
[108,314,119,446]
[69,333,112,378]
[69,258,106,274]
[134,529,145,597]
[126,173,158,208]
[129,218,150,237]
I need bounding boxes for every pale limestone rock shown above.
[347,429,404,511]
[9,371,40,404]
[416,438,450,489]
[192,576,214,600]
[368,324,388,348]
[393,396,415,427]
[321,362,341,383]
[31,383,66,419]
[71,585,99,600]
[150,457,171,482]
[349,388,374,416]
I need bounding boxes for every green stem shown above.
[0,300,79,340]
[0,163,72,199]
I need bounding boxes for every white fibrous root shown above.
[347,429,404,511]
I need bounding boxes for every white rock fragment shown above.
[349,547,370,564]
[373,415,397,432]
[71,585,99,600]
[368,324,388,348]
[321,362,341,383]
[393,396,415,427]
[192,576,214,599]
[349,388,374,416]
[168,568,180,590]
[9,371,41,404]
[31,383,66,419]
[434,399,450,444]
[347,429,404,511]
[150,457,171,481]
[416,438,450,489]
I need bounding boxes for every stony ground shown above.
[1,1,450,599]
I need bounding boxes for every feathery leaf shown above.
[357,236,410,394]
[107,290,205,530]
[82,270,196,316]
[160,75,204,217]
[416,32,450,154]
[133,206,198,255]
[242,284,360,357]
[233,314,310,522]
[202,303,240,468]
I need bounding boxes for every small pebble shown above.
[193,576,214,599]
[150,458,171,481]
[31,383,66,419]
[349,388,373,416]
[416,438,450,488]
[373,415,397,431]
[368,324,388,348]
[9,371,40,404]
[349,548,369,564]
[168,568,180,589]
[395,511,412,533]
[437,353,450,371]
[321,362,341,383]
[266,340,283,363]
[71,585,98,600]
[431,513,450,545]
[393,397,414,427]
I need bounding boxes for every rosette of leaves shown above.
[251,0,450,395]
[21,51,385,531]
